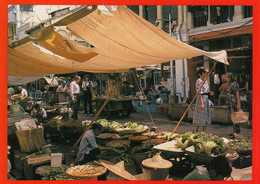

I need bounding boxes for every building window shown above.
[243,6,253,18]
[210,6,234,25]
[8,22,16,39]
[20,5,33,12]
[126,5,139,15]
[162,6,178,33]
[143,5,157,24]
[188,6,208,28]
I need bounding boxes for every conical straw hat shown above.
[142,153,172,169]
[99,160,137,180]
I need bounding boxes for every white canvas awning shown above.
[8,5,228,77]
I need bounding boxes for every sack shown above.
[231,110,249,124]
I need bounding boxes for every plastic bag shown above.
[231,109,249,124]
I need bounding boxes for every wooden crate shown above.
[16,127,44,153]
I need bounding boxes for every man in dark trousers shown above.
[82,75,94,115]
[69,75,81,120]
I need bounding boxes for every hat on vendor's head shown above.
[142,153,172,169]
[99,160,137,180]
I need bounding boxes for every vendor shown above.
[56,80,69,103]
[75,123,103,165]
[18,86,28,100]
[31,104,47,124]
[121,81,132,96]
[183,156,232,181]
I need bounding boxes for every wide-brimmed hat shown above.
[142,153,172,169]
[99,160,137,180]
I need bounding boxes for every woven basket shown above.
[66,165,107,180]
[225,149,239,162]
[16,127,43,153]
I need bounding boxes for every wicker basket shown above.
[66,165,107,180]
[16,127,44,153]
[225,149,239,163]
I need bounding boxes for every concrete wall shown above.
[8,5,80,40]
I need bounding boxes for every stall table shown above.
[96,97,138,117]
[153,140,194,177]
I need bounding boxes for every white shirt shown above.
[75,129,98,163]
[69,81,80,99]
[82,80,94,91]
[21,88,28,98]
[156,97,163,105]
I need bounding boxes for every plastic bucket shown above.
[51,153,63,167]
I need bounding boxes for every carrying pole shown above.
[166,61,217,142]
[72,72,129,149]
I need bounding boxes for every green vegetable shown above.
[204,141,217,155]
[181,140,191,150]
[227,141,252,150]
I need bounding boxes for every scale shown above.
[10,104,26,116]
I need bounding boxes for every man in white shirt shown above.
[18,86,28,99]
[69,75,81,120]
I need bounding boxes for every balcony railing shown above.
[193,11,208,28]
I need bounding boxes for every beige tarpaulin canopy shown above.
[8,5,228,77]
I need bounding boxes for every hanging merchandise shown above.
[214,74,220,84]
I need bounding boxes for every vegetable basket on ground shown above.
[66,165,107,180]
[227,140,252,154]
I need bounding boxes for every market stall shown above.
[96,96,138,117]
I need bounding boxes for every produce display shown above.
[84,119,150,133]
[42,170,72,180]
[157,132,179,140]
[96,133,115,139]
[132,140,159,153]
[175,132,226,155]
[129,135,149,141]
[227,141,252,150]
[66,165,107,177]
[106,140,130,149]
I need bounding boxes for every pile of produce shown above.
[227,141,252,150]
[81,120,93,127]
[89,119,149,133]
[157,132,179,140]
[132,140,159,153]
[66,165,106,178]
[175,132,226,156]
[97,119,121,132]
[42,169,72,180]
[47,119,82,128]
[105,140,133,165]
[118,121,149,133]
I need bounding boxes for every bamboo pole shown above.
[131,69,155,127]
[166,61,218,142]
[72,72,129,149]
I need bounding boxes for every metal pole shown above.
[166,61,218,142]
[72,72,129,149]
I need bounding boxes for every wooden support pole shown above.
[131,69,155,127]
